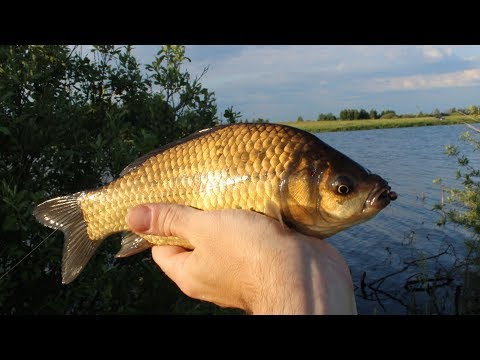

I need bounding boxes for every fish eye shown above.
[332,176,354,195]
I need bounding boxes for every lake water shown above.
[314,124,479,315]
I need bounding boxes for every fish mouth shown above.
[364,182,397,212]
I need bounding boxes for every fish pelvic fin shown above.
[115,232,153,258]
[32,192,103,284]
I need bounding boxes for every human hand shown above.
[127,204,357,315]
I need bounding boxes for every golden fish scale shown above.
[80,124,312,244]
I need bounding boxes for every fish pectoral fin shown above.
[288,204,315,227]
[265,199,287,230]
[115,232,153,258]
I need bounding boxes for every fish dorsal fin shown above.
[115,232,152,258]
[119,125,228,177]
[119,148,165,177]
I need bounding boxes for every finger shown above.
[127,203,210,245]
[151,244,188,262]
[151,245,191,280]
[151,245,196,297]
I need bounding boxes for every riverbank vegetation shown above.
[280,115,479,133]
[0,45,239,314]
[434,123,480,313]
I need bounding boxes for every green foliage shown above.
[223,106,242,124]
[358,108,369,120]
[297,115,304,122]
[380,110,397,119]
[339,108,370,120]
[438,126,480,264]
[339,108,358,120]
[468,105,479,116]
[0,45,240,314]
[317,112,336,121]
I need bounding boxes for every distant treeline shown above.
[297,106,479,122]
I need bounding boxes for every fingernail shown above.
[127,205,151,232]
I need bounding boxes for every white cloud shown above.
[185,45,470,93]
[70,45,480,120]
[421,46,445,61]
[368,68,480,91]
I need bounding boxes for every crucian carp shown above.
[33,123,397,284]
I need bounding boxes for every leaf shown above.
[2,214,20,231]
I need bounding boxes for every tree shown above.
[468,105,479,116]
[369,109,378,119]
[223,106,242,124]
[339,109,359,120]
[447,107,457,115]
[317,112,337,121]
[380,110,397,119]
[0,45,238,315]
[358,109,369,120]
[145,45,219,138]
[297,116,304,122]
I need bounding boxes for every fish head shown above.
[281,145,397,239]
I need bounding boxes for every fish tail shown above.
[33,192,104,284]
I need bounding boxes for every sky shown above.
[130,45,480,122]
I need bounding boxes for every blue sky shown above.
[130,45,480,122]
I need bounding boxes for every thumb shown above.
[126,203,210,244]
[126,204,152,232]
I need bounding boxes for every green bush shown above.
[441,126,480,260]
[435,124,480,313]
[0,45,241,314]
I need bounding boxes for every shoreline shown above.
[277,115,479,133]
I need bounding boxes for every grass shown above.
[278,115,480,133]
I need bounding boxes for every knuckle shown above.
[155,204,183,237]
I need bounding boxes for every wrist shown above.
[247,241,325,315]
[246,238,357,315]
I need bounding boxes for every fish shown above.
[33,123,397,284]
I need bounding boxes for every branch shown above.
[67,45,78,60]
[367,265,409,288]
[194,65,209,83]
[367,247,452,288]
[403,246,451,266]
[464,122,480,134]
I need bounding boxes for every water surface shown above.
[315,124,479,314]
